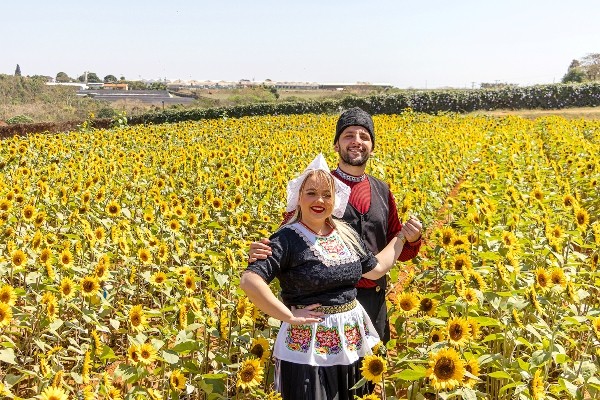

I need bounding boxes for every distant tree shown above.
[56,72,72,83]
[104,74,118,83]
[119,76,126,81]
[15,64,21,76]
[77,72,101,83]
[580,53,600,81]
[562,67,585,83]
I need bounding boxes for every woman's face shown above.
[298,172,334,227]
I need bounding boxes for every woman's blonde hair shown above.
[285,169,365,255]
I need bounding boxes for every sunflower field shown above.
[0,111,598,400]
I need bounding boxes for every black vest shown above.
[342,176,390,287]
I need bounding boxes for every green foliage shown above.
[6,114,33,124]
[562,68,586,83]
[78,72,101,83]
[110,111,128,128]
[55,71,72,82]
[103,74,118,83]
[97,107,116,118]
[129,82,600,126]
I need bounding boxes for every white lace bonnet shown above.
[285,154,351,218]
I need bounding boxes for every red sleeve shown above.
[388,191,421,262]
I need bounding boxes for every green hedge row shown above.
[129,83,600,125]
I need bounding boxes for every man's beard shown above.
[340,147,370,166]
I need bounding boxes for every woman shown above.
[240,154,406,400]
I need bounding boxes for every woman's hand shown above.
[289,304,324,324]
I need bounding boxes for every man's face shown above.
[334,126,373,167]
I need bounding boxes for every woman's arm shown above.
[240,271,323,324]
[362,233,406,280]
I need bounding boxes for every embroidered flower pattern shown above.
[315,325,342,355]
[286,325,312,353]
[344,322,363,351]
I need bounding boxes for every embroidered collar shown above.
[335,167,366,183]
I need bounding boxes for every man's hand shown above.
[248,238,272,263]
[401,216,423,243]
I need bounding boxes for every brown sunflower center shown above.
[250,345,264,359]
[434,357,456,380]
[449,324,464,340]
[240,366,256,382]
[367,359,384,376]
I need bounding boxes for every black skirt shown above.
[276,358,375,400]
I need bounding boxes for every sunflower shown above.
[170,369,186,391]
[0,199,11,212]
[360,354,387,383]
[11,249,27,268]
[534,268,551,291]
[105,200,121,217]
[39,386,69,400]
[426,347,465,390]
[0,284,17,306]
[237,358,265,389]
[531,187,544,202]
[94,261,110,282]
[187,213,198,226]
[512,309,525,329]
[43,293,58,322]
[240,213,251,225]
[462,288,479,306]
[168,219,180,232]
[80,276,100,297]
[183,272,196,293]
[59,248,74,269]
[446,317,471,347]
[94,227,105,241]
[249,337,271,364]
[550,267,566,288]
[430,329,445,344]
[39,248,52,265]
[563,194,577,208]
[531,369,545,400]
[127,344,141,364]
[463,358,481,388]
[147,388,163,400]
[501,231,518,248]
[592,317,600,338]
[157,243,169,262]
[358,395,379,400]
[22,204,36,222]
[419,296,439,316]
[0,302,13,327]
[129,305,147,332]
[466,316,480,340]
[138,342,158,365]
[211,197,224,211]
[395,292,420,316]
[138,248,152,265]
[574,207,590,229]
[449,253,471,271]
[59,277,76,299]
[236,296,254,325]
[150,271,168,286]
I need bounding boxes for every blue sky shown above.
[2,0,599,88]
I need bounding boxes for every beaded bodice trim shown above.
[335,167,366,182]
[289,223,360,267]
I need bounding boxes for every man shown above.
[248,107,422,343]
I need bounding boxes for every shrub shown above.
[6,114,34,124]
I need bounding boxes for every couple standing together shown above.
[241,107,423,399]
